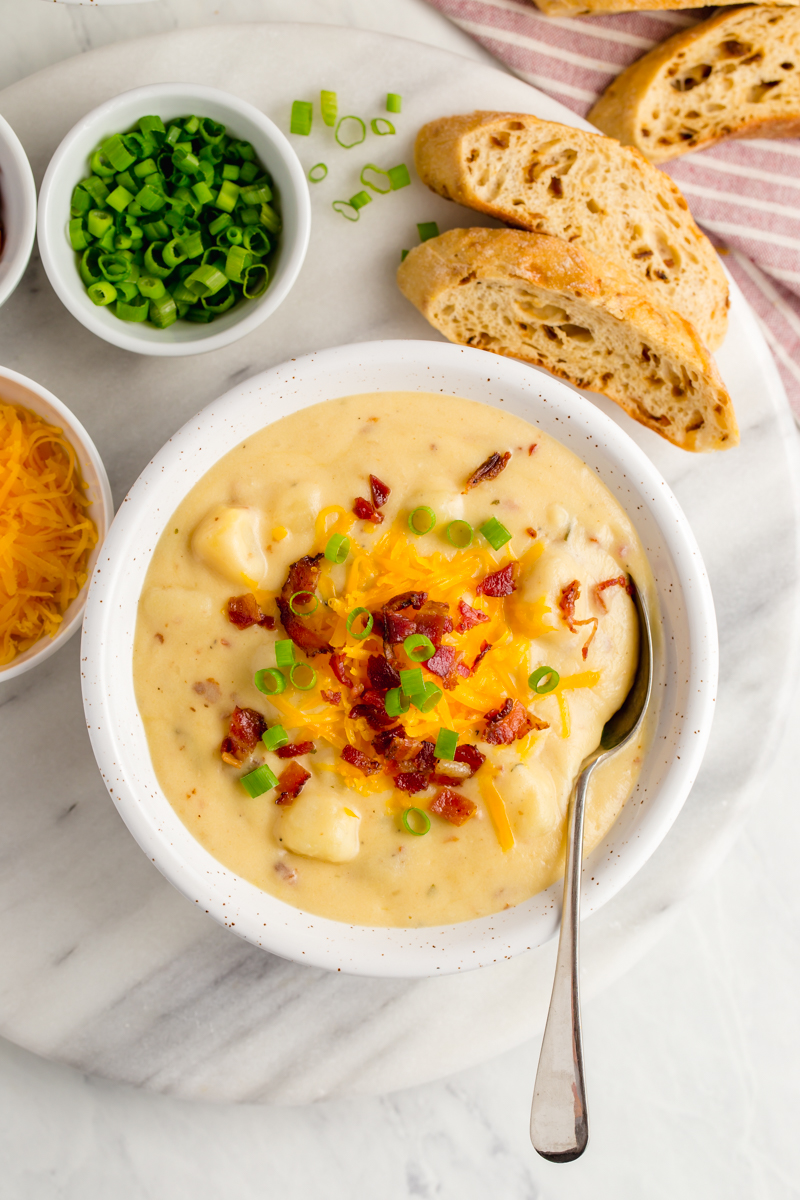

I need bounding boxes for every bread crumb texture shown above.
[397,228,738,453]
[414,111,728,349]
[589,5,800,162]
[532,0,795,19]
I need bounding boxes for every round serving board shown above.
[0,24,797,1105]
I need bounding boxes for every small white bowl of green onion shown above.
[37,84,310,356]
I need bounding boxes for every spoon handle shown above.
[530,762,593,1161]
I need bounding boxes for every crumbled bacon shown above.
[226,593,274,630]
[430,788,476,826]
[348,697,396,730]
[476,562,519,598]
[454,744,486,776]
[528,443,537,456]
[275,762,311,805]
[482,699,545,745]
[526,527,537,539]
[558,578,599,658]
[422,644,464,690]
[277,555,331,656]
[463,451,511,492]
[329,652,358,689]
[220,706,267,765]
[369,474,391,509]
[353,496,384,524]
[470,641,492,674]
[341,745,381,776]
[595,574,633,611]
[372,726,405,756]
[383,598,452,647]
[275,741,315,758]
[457,599,489,632]
[394,771,430,794]
[367,653,401,693]
[321,689,341,706]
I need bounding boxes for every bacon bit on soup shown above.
[275,762,311,805]
[329,652,359,690]
[321,689,342,706]
[526,527,537,539]
[476,562,519,598]
[341,745,382,776]
[430,787,476,825]
[369,474,391,509]
[274,861,297,883]
[277,554,332,657]
[349,696,397,730]
[457,599,489,631]
[454,743,486,775]
[383,596,452,647]
[482,698,545,745]
[558,578,599,658]
[353,496,384,524]
[226,593,275,630]
[220,705,267,765]
[470,641,492,674]
[372,726,405,756]
[595,574,633,611]
[463,451,511,493]
[367,653,401,693]
[425,644,456,678]
[394,771,430,794]
[528,444,537,456]
[193,678,221,703]
[275,741,316,759]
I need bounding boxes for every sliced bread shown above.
[397,227,738,452]
[414,111,729,350]
[532,0,795,16]
[588,6,800,163]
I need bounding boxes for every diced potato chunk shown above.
[276,784,362,863]
[191,506,268,589]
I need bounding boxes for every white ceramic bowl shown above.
[0,367,113,682]
[37,84,310,356]
[0,114,36,311]
[81,340,717,977]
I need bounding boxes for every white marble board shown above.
[0,24,798,1105]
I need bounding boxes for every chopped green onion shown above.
[239,161,259,183]
[401,249,409,262]
[370,118,395,137]
[414,681,443,713]
[263,725,289,752]
[275,639,295,668]
[434,728,458,760]
[116,293,149,322]
[446,520,473,548]
[255,667,287,695]
[324,533,350,564]
[290,662,317,691]
[243,227,270,255]
[417,221,439,242]
[243,264,269,298]
[385,687,411,718]
[102,133,135,172]
[68,219,90,251]
[149,293,178,329]
[106,185,133,213]
[222,163,240,181]
[480,516,512,550]
[529,666,560,695]
[289,590,319,616]
[87,209,113,239]
[308,162,328,183]
[215,180,240,213]
[347,607,374,640]
[320,90,338,128]
[225,244,253,284]
[404,634,435,662]
[349,191,371,211]
[360,164,391,195]
[332,200,359,222]
[400,667,425,698]
[386,93,402,113]
[402,807,430,836]
[387,163,410,190]
[240,763,279,798]
[290,100,313,136]
[139,115,165,140]
[335,116,366,149]
[408,506,436,535]
[87,280,117,306]
[185,263,227,297]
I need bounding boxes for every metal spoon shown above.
[530,580,653,1162]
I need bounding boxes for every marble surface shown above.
[0,15,799,1108]
[0,1,799,1193]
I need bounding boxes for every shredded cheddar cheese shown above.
[0,402,98,666]
[479,768,515,853]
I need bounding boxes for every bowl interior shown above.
[0,370,113,681]
[81,340,717,977]
[0,114,37,309]
[38,84,309,354]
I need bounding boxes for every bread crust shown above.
[588,5,800,162]
[414,110,729,350]
[533,0,796,16]
[397,228,738,452]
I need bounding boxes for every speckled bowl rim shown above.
[0,366,113,681]
[81,340,718,977]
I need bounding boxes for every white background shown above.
[3,1,800,1196]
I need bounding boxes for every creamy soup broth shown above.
[133,391,655,926]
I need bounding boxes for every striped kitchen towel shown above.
[426,0,800,419]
